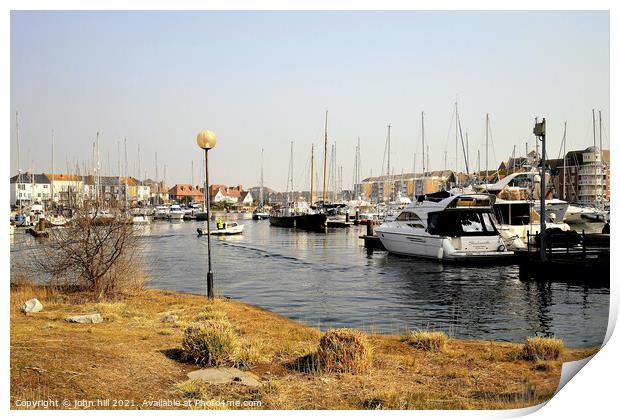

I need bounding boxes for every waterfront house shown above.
[10,172,51,207]
[210,185,243,204]
[168,184,204,204]
[239,191,253,205]
[44,173,83,206]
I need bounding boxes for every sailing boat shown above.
[269,137,326,231]
[252,148,270,220]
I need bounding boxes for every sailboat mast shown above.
[485,114,489,181]
[51,129,54,208]
[412,153,417,197]
[455,102,459,173]
[95,131,100,206]
[310,144,314,205]
[421,112,426,175]
[599,110,604,207]
[562,122,567,200]
[387,124,391,202]
[260,148,264,207]
[124,138,128,211]
[322,111,328,204]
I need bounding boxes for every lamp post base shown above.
[207,271,214,299]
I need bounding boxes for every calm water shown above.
[11,219,609,347]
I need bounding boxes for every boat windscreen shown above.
[493,203,531,225]
[427,210,498,237]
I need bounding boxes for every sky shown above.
[10,11,609,191]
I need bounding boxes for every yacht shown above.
[269,203,327,231]
[252,208,270,220]
[493,199,570,250]
[375,192,513,261]
[564,204,607,223]
[168,205,185,220]
[477,171,569,223]
[153,205,169,220]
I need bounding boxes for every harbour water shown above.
[11,219,609,348]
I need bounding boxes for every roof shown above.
[240,191,252,201]
[362,170,456,183]
[168,184,204,197]
[44,173,82,182]
[10,173,51,184]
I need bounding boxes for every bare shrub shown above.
[316,328,372,374]
[33,208,144,301]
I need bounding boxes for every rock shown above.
[187,367,261,387]
[21,298,43,314]
[65,314,104,324]
[161,314,179,323]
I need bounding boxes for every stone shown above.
[65,314,104,324]
[21,298,43,314]
[161,314,179,323]
[187,367,261,387]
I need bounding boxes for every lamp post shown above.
[196,130,217,298]
[533,118,547,262]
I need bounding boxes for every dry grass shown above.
[404,330,449,352]
[182,319,238,367]
[520,337,564,361]
[316,328,373,374]
[10,284,598,410]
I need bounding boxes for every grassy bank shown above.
[10,284,597,410]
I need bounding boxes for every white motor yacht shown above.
[153,205,169,220]
[493,199,570,250]
[564,204,607,223]
[168,205,185,220]
[375,192,513,261]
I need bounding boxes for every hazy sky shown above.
[10,11,609,191]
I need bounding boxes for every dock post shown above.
[367,219,374,236]
[582,230,586,260]
[346,211,350,223]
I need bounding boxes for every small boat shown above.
[376,192,513,262]
[168,205,185,220]
[197,221,244,235]
[252,208,270,220]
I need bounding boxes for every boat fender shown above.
[197,228,203,236]
[497,244,506,252]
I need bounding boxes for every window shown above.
[427,210,498,237]
[43,184,49,188]
[18,184,25,190]
[396,211,422,222]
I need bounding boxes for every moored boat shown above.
[376,192,513,262]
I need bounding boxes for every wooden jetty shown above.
[516,231,609,286]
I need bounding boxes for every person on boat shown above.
[216,218,224,230]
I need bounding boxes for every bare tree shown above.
[34,208,144,301]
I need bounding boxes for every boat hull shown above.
[376,230,513,262]
[269,213,327,231]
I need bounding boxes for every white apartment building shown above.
[10,173,52,206]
